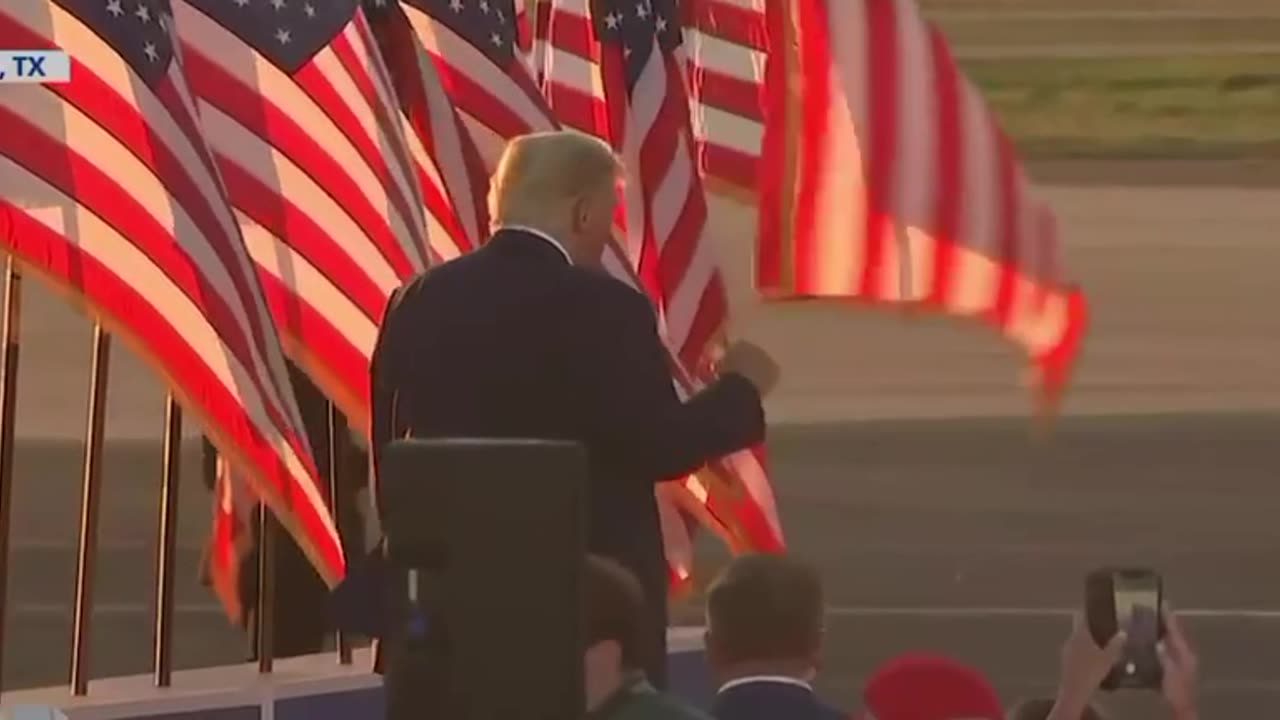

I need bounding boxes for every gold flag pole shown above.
[328,401,353,665]
[70,322,111,696]
[152,394,183,686]
[0,257,23,694]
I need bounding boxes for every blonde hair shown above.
[488,131,623,229]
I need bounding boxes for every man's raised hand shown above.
[718,340,780,397]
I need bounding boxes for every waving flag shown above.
[514,0,534,59]
[533,0,769,192]
[172,0,431,430]
[759,0,1088,407]
[542,0,782,558]
[363,0,491,260]
[682,0,769,191]
[559,0,783,562]
[589,0,727,373]
[0,0,343,584]
[385,0,555,166]
[539,0,726,369]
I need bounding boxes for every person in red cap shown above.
[860,652,1005,720]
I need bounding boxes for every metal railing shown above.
[0,256,355,696]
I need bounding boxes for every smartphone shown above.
[1084,567,1166,690]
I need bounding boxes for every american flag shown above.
[363,0,491,260]
[532,0,769,192]
[513,0,534,59]
[538,0,781,560]
[757,0,1088,406]
[591,0,726,371]
[172,0,432,431]
[385,0,554,167]
[682,0,769,191]
[0,0,344,584]
[369,0,783,581]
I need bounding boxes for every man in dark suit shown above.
[367,130,778,688]
[705,554,846,720]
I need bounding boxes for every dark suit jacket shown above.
[364,228,765,681]
[712,680,847,720]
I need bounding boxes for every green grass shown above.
[962,55,1280,159]
[922,0,1277,12]
[936,17,1280,48]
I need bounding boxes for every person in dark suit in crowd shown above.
[705,554,845,720]
[366,130,779,687]
[201,360,367,659]
[584,555,712,719]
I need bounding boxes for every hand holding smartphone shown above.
[1050,569,1198,720]
[1084,567,1166,691]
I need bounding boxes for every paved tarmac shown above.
[2,412,1279,719]
[953,44,1280,59]
[928,9,1280,19]
[0,182,1278,718]
[926,1,1280,57]
[919,0,1280,12]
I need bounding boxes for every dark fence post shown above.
[255,502,276,673]
[70,323,111,696]
[152,394,182,686]
[0,259,23,693]
[328,401,352,665]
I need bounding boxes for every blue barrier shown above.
[0,627,711,719]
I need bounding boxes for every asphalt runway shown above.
[0,182,1278,718]
[2,414,1278,719]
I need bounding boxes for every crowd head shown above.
[582,555,650,708]
[578,552,1201,720]
[704,552,825,683]
[860,652,1004,720]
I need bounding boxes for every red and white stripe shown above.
[539,0,781,555]
[682,0,769,190]
[758,0,1087,404]
[397,1,554,168]
[173,2,432,433]
[366,2,490,261]
[0,1,343,584]
[514,0,535,65]
[532,0,605,136]
[534,0,769,191]
[538,0,724,371]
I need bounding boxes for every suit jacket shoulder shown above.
[564,268,660,335]
[712,683,848,720]
[569,263,653,304]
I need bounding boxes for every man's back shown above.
[376,229,661,566]
[373,228,768,655]
[377,230,599,442]
[371,228,766,687]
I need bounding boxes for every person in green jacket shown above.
[584,556,712,720]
